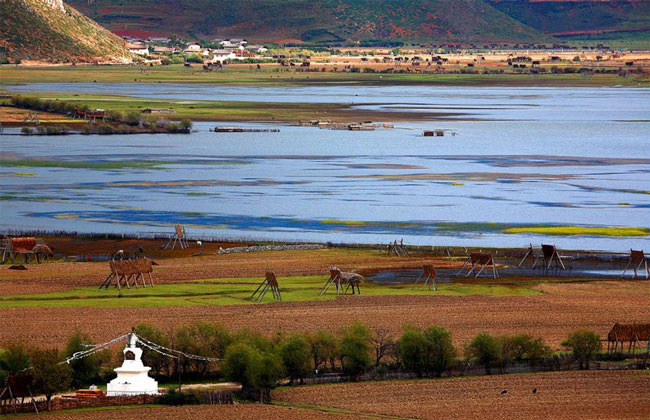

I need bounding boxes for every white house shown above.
[183,43,202,53]
[246,45,268,54]
[211,49,236,62]
[126,42,149,56]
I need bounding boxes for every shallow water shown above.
[1,84,649,251]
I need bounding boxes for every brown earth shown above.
[0,246,442,294]
[1,281,648,350]
[34,403,359,420]
[274,370,650,420]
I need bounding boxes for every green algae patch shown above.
[502,226,649,237]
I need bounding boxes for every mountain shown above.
[65,0,551,44]
[0,0,135,63]
[488,0,650,38]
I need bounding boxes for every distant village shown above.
[124,36,268,64]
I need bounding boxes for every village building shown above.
[152,46,176,54]
[211,49,236,62]
[126,41,149,56]
[246,45,268,53]
[183,43,202,53]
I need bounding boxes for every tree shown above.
[465,333,501,374]
[398,329,429,377]
[180,119,193,132]
[340,323,372,379]
[2,341,30,375]
[562,329,601,370]
[30,348,72,410]
[279,334,312,384]
[423,326,456,377]
[222,342,283,402]
[310,330,338,371]
[371,328,395,367]
[222,343,255,390]
[175,322,231,377]
[65,330,109,388]
[399,326,456,377]
[135,324,170,377]
[247,350,283,402]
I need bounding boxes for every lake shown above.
[1,84,649,251]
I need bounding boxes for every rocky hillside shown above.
[0,0,135,63]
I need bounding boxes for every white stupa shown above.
[107,332,158,396]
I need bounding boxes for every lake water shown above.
[1,84,649,251]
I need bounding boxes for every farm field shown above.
[274,371,650,420]
[33,403,359,420]
[28,371,650,420]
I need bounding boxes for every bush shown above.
[105,110,124,122]
[159,388,202,405]
[279,334,312,384]
[21,126,33,135]
[124,111,141,126]
[562,329,601,370]
[97,124,115,134]
[465,333,500,374]
[340,323,372,379]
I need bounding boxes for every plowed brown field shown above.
[34,403,360,420]
[1,281,648,350]
[274,371,650,420]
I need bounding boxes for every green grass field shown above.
[0,276,540,308]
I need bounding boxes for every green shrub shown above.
[562,329,601,370]
[97,124,115,134]
[21,126,33,135]
[159,388,202,405]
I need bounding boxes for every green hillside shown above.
[66,0,551,43]
[0,0,135,63]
